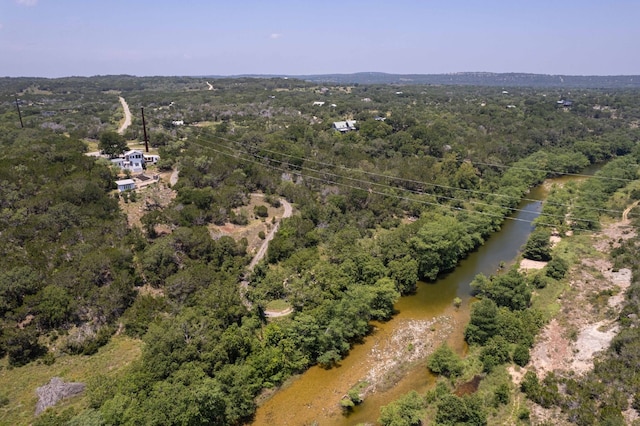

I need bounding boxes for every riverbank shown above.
[520,211,637,424]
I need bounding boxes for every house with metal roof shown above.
[332,120,357,133]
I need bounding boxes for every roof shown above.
[115,179,135,185]
[332,120,357,131]
[124,149,143,156]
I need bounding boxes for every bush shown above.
[546,257,569,280]
[379,391,424,426]
[427,344,464,378]
[480,336,510,373]
[530,273,548,289]
[494,383,510,406]
[522,228,552,261]
[3,325,46,366]
[254,205,268,218]
[513,344,531,367]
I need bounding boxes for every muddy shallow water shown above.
[253,179,576,425]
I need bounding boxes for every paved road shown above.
[117,96,132,135]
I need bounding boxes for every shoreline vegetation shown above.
[374,164,640,425]
[0,76,638,425]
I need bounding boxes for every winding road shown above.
[117,96,132,135]
[622,200,639,221]
[248,196,293,270]
[240,196,293,316]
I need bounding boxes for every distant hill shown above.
[226,72,640,89]
[297,72,640,88]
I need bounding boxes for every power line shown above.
[470,160,634,182]
[191,134,631,220]
[193,131,632,217]
[188,138,609,228]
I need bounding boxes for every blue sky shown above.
[1,0,639,77]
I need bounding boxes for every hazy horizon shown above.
[2,0,639,78]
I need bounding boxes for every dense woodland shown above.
[1,76,640,425]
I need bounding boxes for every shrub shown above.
[546,257,569,280]
[513,344,531,367]
[427,344,464,378]
[254,205,268,218]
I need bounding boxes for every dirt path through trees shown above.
[622,199,639,221]
[239,195,293,315]
[117,96,132,135]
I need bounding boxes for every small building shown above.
[332,120,357,133]
[144,154,160,164]
[171,120,184,126]
[115,179,136,192]
[312,101,326,106]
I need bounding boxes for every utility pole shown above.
[141,107,149,152]
[14,96,24,128]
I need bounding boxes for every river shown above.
[253,174,587,425]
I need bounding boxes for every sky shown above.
[1,0,639,78]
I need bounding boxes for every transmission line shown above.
[191,135,630,221]
[193,132,632,217]
[189,138,607,228]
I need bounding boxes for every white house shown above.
[124,150,145,172]
[111,149,146,173]
[115,179,136,192]
[312,101,325,106]
[332,120,357,133]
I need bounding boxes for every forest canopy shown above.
[1,75,639,425]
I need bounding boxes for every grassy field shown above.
[265,299,291,312]
[0,336,142,426]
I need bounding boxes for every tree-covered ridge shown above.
[298,72,640,88]
[0,134,133,364]
[0,76,639,424]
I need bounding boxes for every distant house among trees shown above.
[313,101,326,106]
[332,120,357,133]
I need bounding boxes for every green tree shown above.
[35,285,75,328]
[388,255,419,295]
[546,256,569,280]
[522,228,552,261]
[3,325,46,366]
[465,298,499,345]
[513,344,531,367]
[98,131,127,158]
[435,394,487,426]
[427,343,464,378]
[378,390,424,426]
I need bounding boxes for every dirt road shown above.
[239,196,293,315]
[117,96,132,135]
[248,197,292,270]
